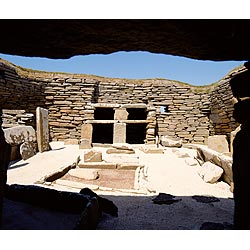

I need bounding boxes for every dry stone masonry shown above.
[0,59,242,148]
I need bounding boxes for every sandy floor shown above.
[4,142,234,230]
[95,147,234,230]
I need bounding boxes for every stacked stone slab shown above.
[1,109,34,128]
[0,60,45,130]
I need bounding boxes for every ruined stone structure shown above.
[1,19,250,229]
[0,59,240,147]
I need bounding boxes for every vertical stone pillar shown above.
[80,123,93,149]
[113,123,126,144]
[36,107,50,153]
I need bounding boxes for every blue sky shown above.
[0,52,245,86]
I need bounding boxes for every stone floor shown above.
[4,141,235,230]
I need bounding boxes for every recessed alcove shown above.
[127,108,147,120]
[126,123,147,144]
[92,124,113,144]
[94,108,114,120]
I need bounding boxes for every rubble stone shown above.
[198,162,224,184]
[207,135,229,153]
[84,150,102,162]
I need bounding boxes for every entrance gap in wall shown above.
[126,123,147,144]
[92,123,113,144]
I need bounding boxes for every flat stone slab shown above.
[106,148,135,154]
[112,143,134,150]
[102,154,139,164]
[61,169,136,190]
[78,160,117,169]
[139,147,164,154]
[68,168,99,180]
[117,164,143,170]
[7,142,80,185]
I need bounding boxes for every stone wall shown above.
[0,60,45,128]
[0,59,241,145]
[209,68,241,138]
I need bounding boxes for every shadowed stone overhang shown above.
[1,19,250,61]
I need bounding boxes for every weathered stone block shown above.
[139,146,164,154]
[114,109,128,120]
[117,163,143,170]
[185,158,199,166]
[207,135,229,153]
[78,161,117,169]
[3,125,36,145]
[68,168,99,180]
[112,143,133,151]
[81,124,93,140]
[196,145,233,186]
[113,123,126,144]
[36,107,50,153]
[20,141,36,160]
[160,135,182,148]
[79,139,92,149]
[84,150,102,162]
[198,161,224,184]
[230,126,241,153]
[106,148,135,154]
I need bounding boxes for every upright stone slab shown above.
[36,107,50,153]
[3,126,36,145]
[80,124,93,149]
[207,135,229,153]
[114,109,128,120]
[113,123,126,144]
